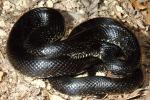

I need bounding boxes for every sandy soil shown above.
[0,0,150,100]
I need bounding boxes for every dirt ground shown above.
[0,0,150,100]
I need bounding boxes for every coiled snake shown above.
[7,7,144,96]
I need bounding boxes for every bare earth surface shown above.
[0,0,150,100]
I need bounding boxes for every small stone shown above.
[96,72,106,76]
[110,11,115,16]
[46,0,53,7]
[37,1,45,7]
[3,1,11,11]
[15,0,29,10]
[70,96,82,100]
[0,19,6,27]
[23,76,34,82]
[31,79,46,88]
[46,83,52,90]
[16,84,29,92]
[116,5,124,13]
[0,29,6,37]
[104,0,108,5]
[30,87,41,96]
[51,0,59,3]
[50,95,65,100]
[78,9,85,14]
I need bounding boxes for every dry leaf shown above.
[0,0,3,8]
[131,0,148,10]
[0,71,4,81]
[144,2,150,25]
[145,11,150,25]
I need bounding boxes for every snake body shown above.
[7,7,144,96]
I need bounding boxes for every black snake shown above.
[7,7,144,96]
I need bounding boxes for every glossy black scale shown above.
[7,7,144,96]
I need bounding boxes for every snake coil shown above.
[7,7,144,96]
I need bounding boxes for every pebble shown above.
[0,29,6,37]
[31,79,46,88]
[3,1,11,11]
[15,0,28,10]
[69,96,82,100]
[37,1,45,7]
[116,5,124,13]
[0,19,6,27]
[46,0,53,7]
[50,95,65,100]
